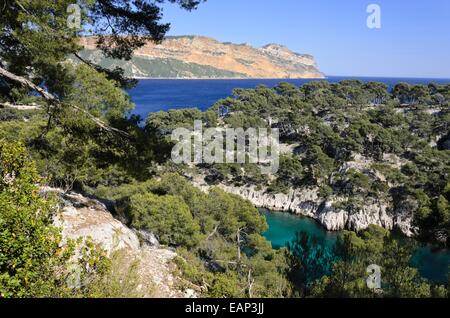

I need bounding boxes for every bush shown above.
[0,108,21,121]
[0,140,110,297]
[129,192,202,248]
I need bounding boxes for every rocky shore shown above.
[191,178,417,237]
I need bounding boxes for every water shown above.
[128,76,450,118]
[261,209,338,250]
[127,77,450,283]
[261,209,450,284]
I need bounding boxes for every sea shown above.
[128,76,450,118]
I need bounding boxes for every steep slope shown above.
[77,36,324,79]
[190,152,416,238]
[46,188,196,298]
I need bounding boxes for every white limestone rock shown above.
[191,178,414,237]
[43,187,195,298]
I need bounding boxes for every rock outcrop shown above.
[45,188,194,298]
[77,36,324,79]
[192,177,417,237]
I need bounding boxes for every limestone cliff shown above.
[190,152,418,237]
[192,179,416,237]
[77,36,324,79]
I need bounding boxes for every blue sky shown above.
[160,0,450,78]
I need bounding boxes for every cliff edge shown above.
[77,36,324,79]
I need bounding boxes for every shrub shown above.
[129,192,202,248]
[0,140,110,297]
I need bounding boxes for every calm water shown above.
[261,209,450,284]
[128,76,450,118]
[261,209,339,250]
[128,77,450,283]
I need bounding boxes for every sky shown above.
[160,0,450,78]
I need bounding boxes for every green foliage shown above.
[277,154,304,187]
[173,248,213,288]
[338,168,373,195]
[129,192,202,248]
[0,0,202,191]
[303,145,335,185]
[286,232,334,297]
[146,108,217,132]
[0,140,110,297]
[2,4,449,297]
[96,173,290,297]
[308,225,441,298]
[148,80,450,248]
[98,173,267,244]
[207,272,244,298]
[0,140,62,297]
[0,0,204,96]
[0,107,33,122]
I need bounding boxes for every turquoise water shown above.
[261,209,450,283]
[261,209,338,249]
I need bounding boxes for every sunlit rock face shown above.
[191,174,417,237]
[44,188,196,298]
[78,36,324,79]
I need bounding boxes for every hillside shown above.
[77,36,324,79]
[146,80,450,247]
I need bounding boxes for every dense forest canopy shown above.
[148,80,450,248]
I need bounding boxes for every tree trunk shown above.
[0,65,130,137]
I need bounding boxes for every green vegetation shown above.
[75,50,248,78]
[157,80,449,247]
[2,77,449,298]
[0,141,111,297]
[129,192,202,247]
[0,0,448,299]
[305,226,448,298]
[0,0,204,298]
[95,173,290,297]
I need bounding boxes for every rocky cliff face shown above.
[78,36,324,79]
[191,149,418,239]
[192,179,416,237]
[45,188,195,298]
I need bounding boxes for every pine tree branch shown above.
[206,224,219,240]
[0,65,130,138]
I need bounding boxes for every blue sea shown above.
[128,76,450,118]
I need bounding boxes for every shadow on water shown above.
[260,209,450,284]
